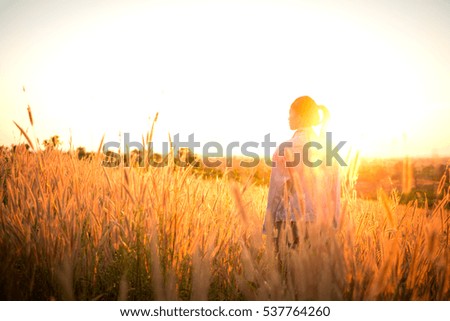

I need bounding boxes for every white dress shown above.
[263,128,341,233]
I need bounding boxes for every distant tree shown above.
[421,164,437,180]
[43,135,61,150]
[103,150,121,167]
[176,147,198,167]
[392,161,403,180]
[123,148,144,167]
[77,147,87,160]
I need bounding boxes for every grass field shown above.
[0,138,448,301]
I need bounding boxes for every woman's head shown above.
[289,96,329,130]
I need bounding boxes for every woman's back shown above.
[263,96,341,236]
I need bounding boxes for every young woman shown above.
[263,96,341,251]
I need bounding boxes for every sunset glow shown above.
[1,0,449,158]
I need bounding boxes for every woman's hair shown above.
[290,96,330,128]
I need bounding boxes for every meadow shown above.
[0,124,449,300]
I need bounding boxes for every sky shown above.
[1,0,449,158]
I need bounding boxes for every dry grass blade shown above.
[27,105,34,126]
[437,166,447,195]
[231,183,248,225]
[102,166,113,191]
[146,112,159,145]
[122,183,136,204]
[13,121,35,150]
[380,189,396,229]
[97,133,105,155]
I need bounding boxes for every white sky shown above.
[1,0,449,158]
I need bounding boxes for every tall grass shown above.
[0,122,448,300]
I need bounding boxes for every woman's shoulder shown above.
[281,130,311,148]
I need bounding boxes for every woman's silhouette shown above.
[263,96,341,252]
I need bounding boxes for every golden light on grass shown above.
[0,117,448,300]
